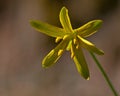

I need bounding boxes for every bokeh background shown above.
[0,0,120,96]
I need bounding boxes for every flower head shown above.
[30,7,104,80]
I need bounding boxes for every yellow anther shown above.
[55,37,62,43]
[73,39,77,44]
[63,35,68,40]
[58,49,63,56]
[76,45,79,49]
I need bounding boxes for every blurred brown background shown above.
[0,0,120,96]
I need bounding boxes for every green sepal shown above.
[71,41,90,80]
[30,20,69,37]
[60,7,73,33]
[74,20,103,38]
[78,36,104,55]
[42,36,70,68]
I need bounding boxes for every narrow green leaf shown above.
[30,20,69,37]
[74,20,103,37]
[78,36,104,55]
[71,41,90,80]
[59,7,73,33]
[42,36,70,68]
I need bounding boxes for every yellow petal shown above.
[78,36,104,55]
[30,20,69,37]
[74,20,103,38]
[42,36,70,68]
[59,7,73,33]
[71,41,90,80]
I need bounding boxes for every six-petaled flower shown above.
[30,7,104,80]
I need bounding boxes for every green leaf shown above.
[78,36,104,55]
[42,36,70,68]
[30,20,69,37]
[59,7,73,33]
[71,41,90,80]
[74,20,103,37]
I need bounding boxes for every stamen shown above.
[71,52,74,58]
[55,37,62,43]
[63,35,68,40]
[73,39,77,44]
[58,49,63,56]
[76,45,79,49]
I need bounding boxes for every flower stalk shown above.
[90,52,118,96]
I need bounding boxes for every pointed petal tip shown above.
[60,7,68,14]
[42,61,47,68]
[100,51,104,55]
[42,64,46,68]
[29,20,39,26]
[61,6,67,10]
[96,50,104,55]
[42,59,52,69]
[96,19,102,22]
[82,74,90,80]
[86,77,90,80]
[91,20,103,24]
[29,20,35,26]
[80,73,90,80]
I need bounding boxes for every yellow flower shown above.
[30,7,104,80]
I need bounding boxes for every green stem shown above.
[90,52,118,96]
